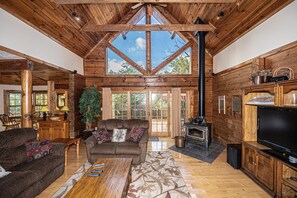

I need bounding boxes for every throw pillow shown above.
[0,165,11,178]
[112,129,127,142]
[126,127,145,143]
[25,140,53,162]
[92,129,112,144]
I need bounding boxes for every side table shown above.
[79,129,95,140]
[52,138,81,165]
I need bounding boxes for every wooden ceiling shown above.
[0,0,293,58]
[0,51,71,85]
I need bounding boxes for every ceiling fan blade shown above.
[156,4,167,7]
[131,3,144,10]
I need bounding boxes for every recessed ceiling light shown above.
[72,12,81,21]
[216,11,224,20]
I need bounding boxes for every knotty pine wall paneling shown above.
[213,42,297,144]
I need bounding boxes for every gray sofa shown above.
[0,128,65,198]
[85,119,149,165]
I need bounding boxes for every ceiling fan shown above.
[131,2,167,10]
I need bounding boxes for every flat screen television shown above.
[257,106,297,159]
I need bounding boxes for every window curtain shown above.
[102,88,112,120]
[171,88,181,138]
[186,90,193,121]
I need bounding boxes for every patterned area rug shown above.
[169,140,225,163]
[128,151,191,198]
[52,152,190,198]
[51,162,92,198]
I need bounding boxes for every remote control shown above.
[91,169,103,173]
[87,173,100,177]
[94,163,105,167]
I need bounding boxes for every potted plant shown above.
[79,86,100,130]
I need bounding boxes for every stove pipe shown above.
[195,18,207,124]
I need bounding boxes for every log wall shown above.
[213,42,297,144]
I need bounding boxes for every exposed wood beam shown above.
[146,6,152,74]
[53,0,237,4]
[107,43,147,75]
[84,7,145,58]
[83,24,215,32]
[151,42,191,75]
[0,59,33,72]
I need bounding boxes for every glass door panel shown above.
[112,93,128,119]
[150,92,169,136]
[130,93,147,120]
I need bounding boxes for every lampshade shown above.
[40,106,49,112]
[61,106,70,111]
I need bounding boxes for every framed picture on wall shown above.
[218,95,226,114]
[232,95,242,113]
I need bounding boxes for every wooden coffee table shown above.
[52,138,81,165]
[65,158,132,198]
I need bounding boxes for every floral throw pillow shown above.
[92,129,112,144]
[111,129,127,142]
[25,140,53,162]
[126,127,145,143]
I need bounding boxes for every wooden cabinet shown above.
[38,120,69,140]
[242,79,297,197]
[276,161,297,198]
[242,142,275,193]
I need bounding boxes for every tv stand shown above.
[242,141,297,197]
[262,149,297,169]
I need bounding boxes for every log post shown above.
[47,81,55,115]
[21,61,33,128]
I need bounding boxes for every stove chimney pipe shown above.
[195,18,207,124]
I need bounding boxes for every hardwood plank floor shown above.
[37,138,271,198]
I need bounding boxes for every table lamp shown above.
[61,106,70,120]
[40,106,49,121]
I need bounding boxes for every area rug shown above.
[52,152,190,198]
[149,136,159,141]
[51,162,92,198]
[169,140,225,163]
[127,151,191,198]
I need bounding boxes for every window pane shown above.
[157,48,191,75]
[107,48,141,75]
[131,93,146,120]
[107,16,146,74]
[112,94,128,119]
[151,16,186,69]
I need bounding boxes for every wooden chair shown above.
[0,114,20,131]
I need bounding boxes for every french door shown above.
[149,91,170,137]
[111,90,189,137]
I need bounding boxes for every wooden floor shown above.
[37,138,271,198]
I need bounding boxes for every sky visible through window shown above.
[107,14,190,75]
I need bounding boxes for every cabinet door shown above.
[38,127,50,140]
[255,152,275,191]
[242,145,255,175]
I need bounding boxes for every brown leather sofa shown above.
[85,119,149,165]
[0,128,65,198]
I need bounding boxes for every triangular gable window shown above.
[157,48,191,75]
[106,8,191,75]
[107,48,141,75]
